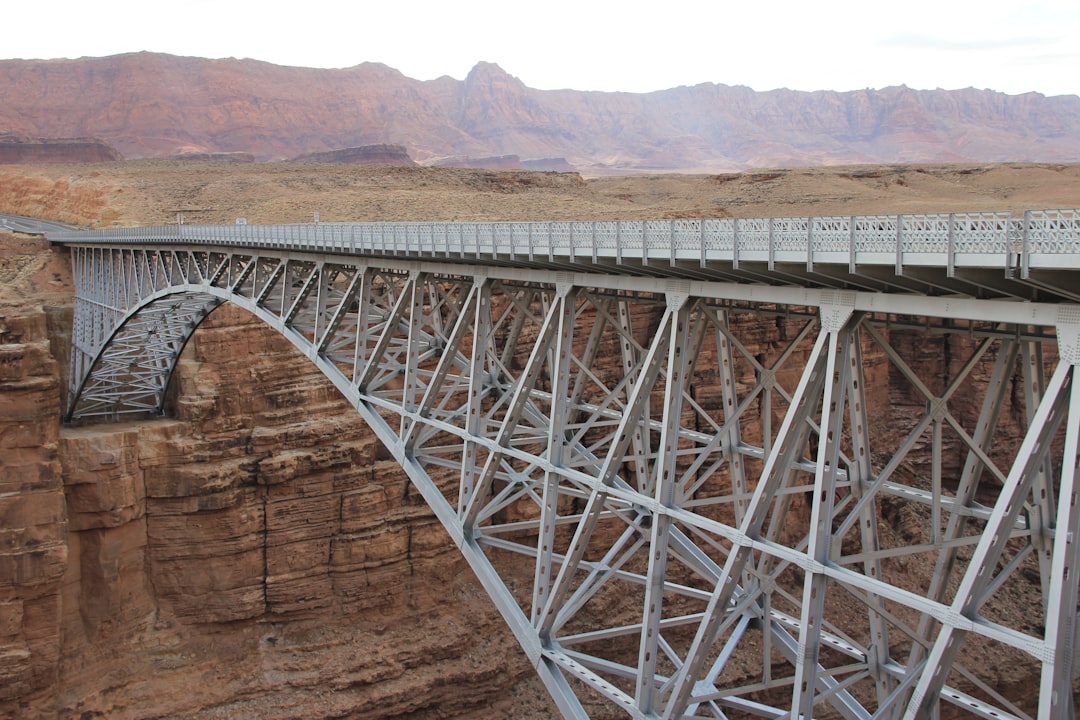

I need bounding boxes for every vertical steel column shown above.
[1038,317,1080,719]
[532,284,578,623]
[349,268,374,385]
[400,271,428,437]
[617,298,651,493]
[353,272,416,391]
[538,303,674,640]
[636,292,692,713]
[790,303,856,719]
[310,262,331,350]
[566,293,609,441]
[716,308,750,525]
[845,318,895,710]
[315,267,365,358]
[1022,339,1057,603]
[665,320,833,719]
[910,334,1018,679]
[403,283,479,454]
[458,278,492,516]
[461,292,562,533]
[904,357,1073,718]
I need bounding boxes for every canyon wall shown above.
[1,289,558,719]
[0,305,66,715]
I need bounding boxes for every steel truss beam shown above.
[63,243,1080,719]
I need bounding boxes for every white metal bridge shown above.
[49,210,1080,719]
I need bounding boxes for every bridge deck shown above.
[47,209,1080,302]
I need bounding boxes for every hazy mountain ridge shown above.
[1,52,1077,171]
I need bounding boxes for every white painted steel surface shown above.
[50,213,1080,719]
[48,209,1080,301]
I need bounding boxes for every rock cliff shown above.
[290,144,417,165]
[0,306,66,715]
[171,151,255,163]
[430,154,523,170]
[0,135,122,164]
[2,295,555,719]
[1,53,1078,170]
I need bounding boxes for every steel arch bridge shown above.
[50,211,1080,719]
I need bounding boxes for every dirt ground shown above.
[1,160,1079,229]
[4,160,1077,308]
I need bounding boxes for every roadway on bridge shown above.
[0,213,77,235]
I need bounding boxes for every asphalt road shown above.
[0,213,78,235]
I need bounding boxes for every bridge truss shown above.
[54,213,1080,719]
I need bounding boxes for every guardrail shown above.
[48,209,1080,275]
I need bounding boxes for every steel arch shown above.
[60,238,1080,720]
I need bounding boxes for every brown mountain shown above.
[1,52,1078,172]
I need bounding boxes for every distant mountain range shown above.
[1,52,1078,173]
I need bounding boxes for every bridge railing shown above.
[47,210,1080,274]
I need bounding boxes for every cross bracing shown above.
[50,211,1080,719]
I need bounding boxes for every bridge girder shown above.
[61,241,1080,720]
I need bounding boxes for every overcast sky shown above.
[5,0,1079,97]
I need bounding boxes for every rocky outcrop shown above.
[290,144,416,165]
[171,151,255,163]
[522,157,576,173]
[429,154,523,170]
[1,53,1078,170]
[0,135,122,164]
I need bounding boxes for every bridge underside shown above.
[65,244,1080,719]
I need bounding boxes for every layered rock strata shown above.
[0,306,66,716]
[1,296,554,719]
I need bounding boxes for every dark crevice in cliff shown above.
[140,472,163,620]
[259,471,270,613]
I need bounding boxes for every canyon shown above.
[1,161,1079,718]
[1,54,1079,172]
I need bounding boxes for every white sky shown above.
[5,0,1079,97]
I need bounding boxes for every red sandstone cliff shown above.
[1,53,1078,171]
[1,294,556,719]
